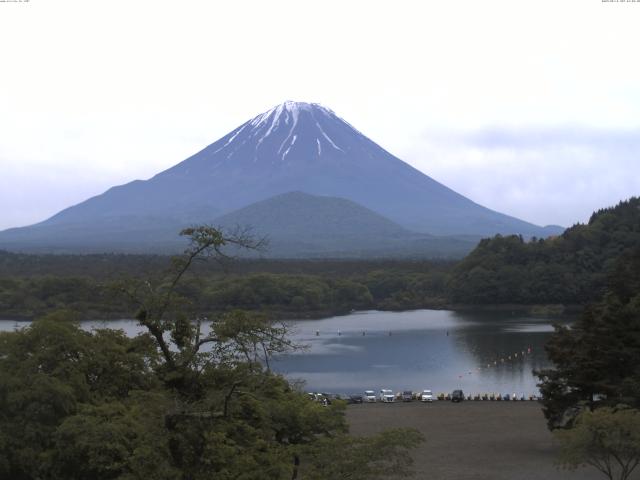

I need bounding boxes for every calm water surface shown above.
[0,309,567,396]
[273,309,566,395]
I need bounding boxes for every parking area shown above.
[346,401,607,480]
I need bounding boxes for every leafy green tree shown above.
[0,226,424,479]
[51,394,178,480]
[118,227,423,478]
[555,407,640,480]
[0,311,161,480]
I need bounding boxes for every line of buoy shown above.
[313,330,401,336]
[457,346,534,380]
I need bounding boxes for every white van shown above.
[379,389,395,403]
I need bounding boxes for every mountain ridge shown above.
[0,101,563,255]
[0,191,479,257]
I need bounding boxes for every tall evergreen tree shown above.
[537,247,640,429]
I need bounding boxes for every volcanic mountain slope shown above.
[0,192,477,257]
[214,192,476,258]
[0,101,562,254]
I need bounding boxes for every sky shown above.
[1,0,639,231]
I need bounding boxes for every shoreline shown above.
[0,303,582,323]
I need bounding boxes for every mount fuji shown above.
[0,101,562,255]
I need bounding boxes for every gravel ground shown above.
[346,401,626,480]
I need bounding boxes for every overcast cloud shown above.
[403,127,640,227]
[1,0,639,230]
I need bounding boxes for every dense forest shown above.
[0,255,452,319]
[448,197,640,306]
[1,197,638,320]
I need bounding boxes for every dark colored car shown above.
[347,394,364,404]
[402,390,413,402]
[451,390,465,403]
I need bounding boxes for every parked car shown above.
[451,390,465,403]
[420,389,434,402]
[347,394,364,404]
[401,390,413,402]
[364,390,377,403]
[379,389,395,403]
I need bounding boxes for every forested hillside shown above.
[1,198,637,319]
[447,197,640,305]
[0,254,452,320]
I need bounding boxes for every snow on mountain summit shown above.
[191,101,366,167]
[249,101,336,129]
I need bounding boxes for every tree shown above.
[115,226,268,384]
[536,247,640,429]
[116,226,422,478]
[0,226,424,479]
[555,407,640,480]
[0,311,164,480]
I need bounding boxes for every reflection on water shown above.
[0,309,568,396]
[273,310,569,395]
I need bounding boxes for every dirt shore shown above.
[346,401,621,480]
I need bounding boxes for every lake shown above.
[273,309,565,396]
[0,309,566,396]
